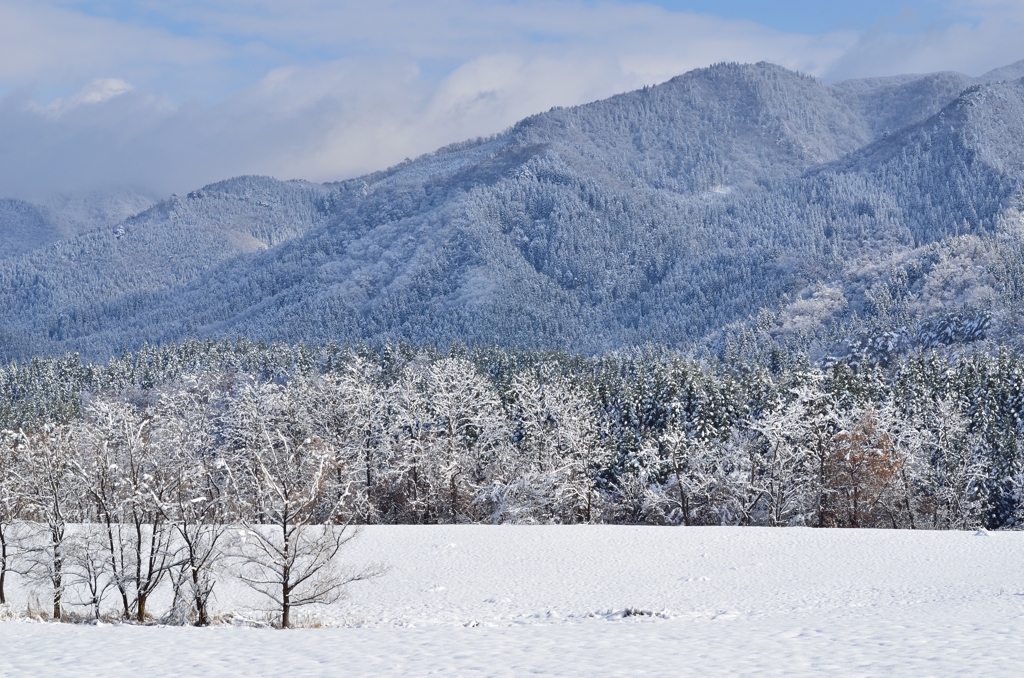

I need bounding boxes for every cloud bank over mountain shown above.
[1,0,1023,199]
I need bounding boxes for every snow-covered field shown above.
[2,526,1023,676]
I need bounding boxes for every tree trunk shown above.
[282,584,291,629]
[192,563,210,627]
[52,564,62,620]
[102,515,131,618]
[450,472,460,522]
[901,469,916,530]
[281,521,291,629]
[52,525,64,621]
[817,437,827,528]
[134,518,144,619]
[852,485,860,528]
[0,526,8,605]
[364,436,374,502]
[671,447,690,526]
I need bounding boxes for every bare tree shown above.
[151,376,233,626]
[65,524,117,621]
[382,364,434,522]
[659,426,734,525]
[229,381,384,628]
[78,395,177,622]
[13,424,80,620]
[0,430,28,606]
[74,410,134,619]
[423,358,508,522]
[317,359,390,521]
[284,374,375,522]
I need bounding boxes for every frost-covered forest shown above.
[6,337,1022,623]
[3,338,1020,531]
[3,62,1024,360]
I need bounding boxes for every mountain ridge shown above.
[3,61,1024,361]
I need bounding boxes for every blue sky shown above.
[638,1,949,33]
[1,0,1022,198]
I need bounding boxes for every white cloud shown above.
[822,1,1024,79]
[1,0,1023,200]
[41,78,134,115]
[0,1,225,87]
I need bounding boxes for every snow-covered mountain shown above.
[0,188,156,259]
[3,61,1024,360]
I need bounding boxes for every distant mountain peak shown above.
[978,58,1024,83]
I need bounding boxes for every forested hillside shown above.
[0,189,155,259]
[2,61,1024,361]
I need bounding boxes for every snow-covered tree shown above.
[484,371,607,523]
[746,385,820,526]
[916,398,989,529]
[227,380,382,628]
[0,429,28,606]
[150,375,231,626]
[65,524,116,621]
[320,358,389,521]
[14,424,80,620]
[77,395,176,622]
[385,357,508,523]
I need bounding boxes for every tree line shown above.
[0,338,1021,625]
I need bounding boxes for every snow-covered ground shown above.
[2,526,1023,676]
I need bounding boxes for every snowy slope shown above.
[1,526,1022,676]
[0,189,155,260]
[979,59,1024,83]
[0,199,60,258]
[5,61,1016,360]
